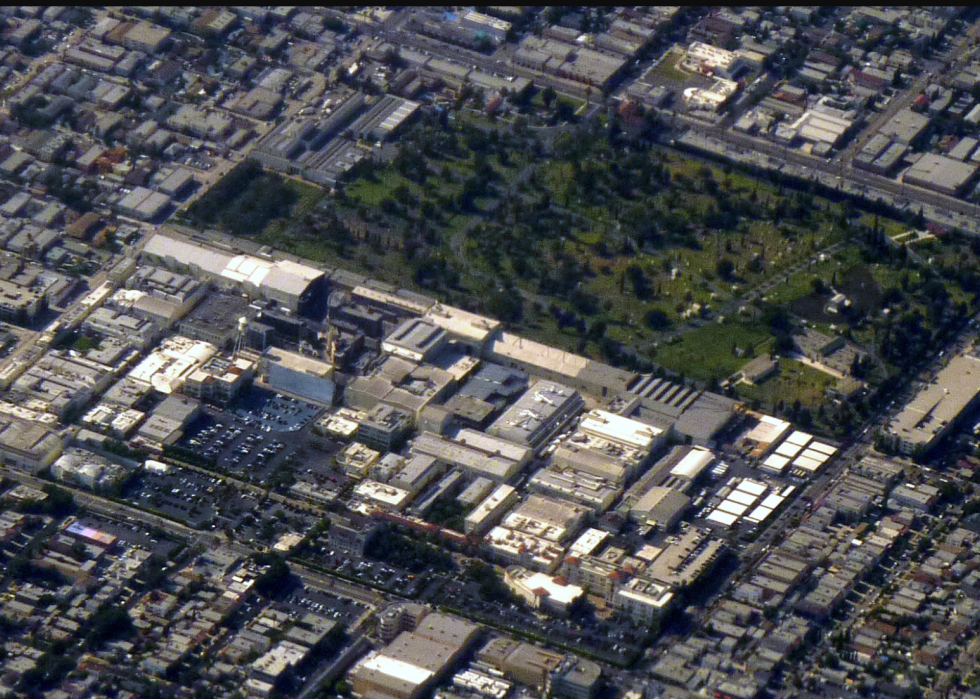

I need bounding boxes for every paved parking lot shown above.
[231,389,323,433]
[286,588,368,627]
[74,512,180,557]
[177,390,327,484]
[325,552,420,597]
[123,466,223,530]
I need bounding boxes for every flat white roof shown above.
[727,490,758,507]
[717,500,750,517]
[759,494,785,510]
[568,528,609,558]
[785,430,813,447]
[521,572,583,605]
[355,480,411,507]
[359,654,434,686]
[808,441,837,456]
[669,446,714,480]
[775,441,804,458]
[706,510,739,527]
[799,448,830,464]
[793,455,823,472]
[762,454,790,471]
[744,414,791,444]
[736,480,768,496]
[423,303,501,344]
[579,409,663,449]
[745,505,774,523]
[466,484,516,525]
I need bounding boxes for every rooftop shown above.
[887,353,980,449]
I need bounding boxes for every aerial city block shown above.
[1,6,980,699]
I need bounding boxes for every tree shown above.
[87,606,133,648]
[645,309,672,330]
[464,562,519,604]
[541,86,557,109]
[486,289,524,324]
[716,258,736,281]
[252,552,294,598]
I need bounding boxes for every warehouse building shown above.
[630,487,691,530]
[465,484,518,535]
[83,307,160,349]
[476,639,564,691]
[382,318,448,363]
[142,232,328,317]
[619,376,739,446]
[459,10,512,42]
[116,186,171,221]
[527,465,620,513]
[136,394,200,446]
[177,292,250,349]
[127,335,217,395]
[423,303,502,356]
[503,494,589,543]
[260,347,335,406]
[902,153,979,197]
[487,381,584,451]
[348,613,480,699]
[346,357,455,425]
[348,95,421,142]
[409,429,531,482]
[553,409,664,484]
[513,36,626,89]
[879,108,930,145]
[0,416,63,472]
[486,332,635,399]
[884,352,980,455]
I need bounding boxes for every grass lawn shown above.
[646,46,694,85]
[347,170,421,207]
[284,178,324,217]
[737,357,837,409]
[652,321,773,383]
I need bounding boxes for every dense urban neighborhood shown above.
[5,6,980,699]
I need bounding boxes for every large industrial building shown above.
[409,429,531,482]
[142,231,328,318]
[617,376,739,446]
[883,352,980,455]
[348,613,480,699]
[552,409,664,485]
[259,346,335,406]
[902,153,979,197]
[487,381,584,451]
[0,415,63,473]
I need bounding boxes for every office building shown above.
[504,566,584,615]
[183,354,256,406]
[357,404,414,453]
